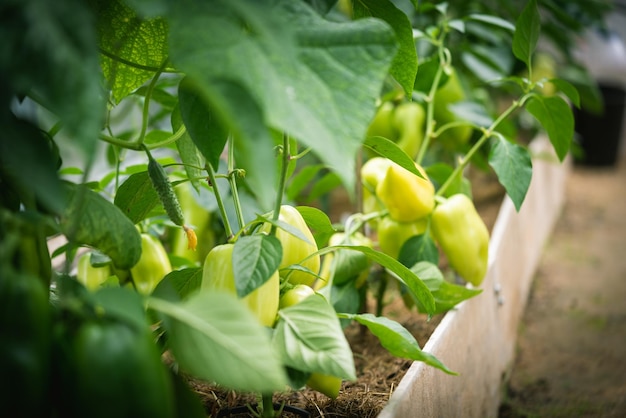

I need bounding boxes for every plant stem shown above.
[227,135,246,232]
[270,133,291,235]
[137,59,168,147]
[416,31,449,165]
[435,95,531,197]
[99,124,187,151]
[206,162,234,240]
[261,393,275,418]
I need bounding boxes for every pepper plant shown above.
[0,0,607,417]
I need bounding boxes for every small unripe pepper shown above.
[377,216,428,260]
[431,194,489,286]
[376,162,435,223]
[391,101,425,160]
[76,252,111,291]
[130,233,172,295]
[202,243,279,327]
[260,205,320,286]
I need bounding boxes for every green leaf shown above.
[447,101,493,127]
[92,287,147,331]
[172,105,205,192]
[550,78,581,108]
[413,57,448,94]
[0,117,66,214]
[168,0,397,197]
[62,184,142,269]
[233,235,282,298]
[114,171,161,224]
[410,261,482,314]
[153,291,287,393]
[353,0,418,95]
[273,294,356,380]
[363,136,424,179]
[488,135,533,211]
[295,205,336,248]
[467,14,515,32]
[306,171,342,202]
[177,77,229,171]
[286,164,325,202]
[93,0,169,103]
[525,96,574,161]
[512,0,540,69]
[398,233,439,267]
[1,0,104,156]
[338,313,455,374]
[425,163,472,198]
[154,267,203,302]
[316,245,435,315]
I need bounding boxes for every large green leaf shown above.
[232,235,282,298]
[315,245,436,314]
[295,205,336,248]
[171,105,205,192]
[363,136,424,178]
[93,0,169,103]
[168,0,397,195]
[177,78,229,171]
[152,291,287,393]
[488,135,533,211]
[62,184,142,269]
[0,117,66,214]
[1,0,104,156]
[338,313,456,374]
[273,294,356,380]
[114,171,160,223]
[353,0,418,95]
[398,233,439,267]
[153,267,203,302]
[409,262,482,315]
[525,96,574,161]
[512,0,540,69]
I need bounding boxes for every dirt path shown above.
[499,155,626,417]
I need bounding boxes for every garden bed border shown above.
[379,135,571,418]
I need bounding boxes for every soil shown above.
[191,154,626,418]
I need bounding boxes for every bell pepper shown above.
[201,243,279,327]
[59,319,176,418]
[361,156,393,193]
[433,69,473,146]
[377,216,428,260]
[431,194,489,286]
[306,372,342,399]
[260,205,320,287]
[130,233,172,295]
[365,101,396,141]
[391,101,425,159]
[366,101,425,160]
[76,252,111,291]
[0,268,51,418]
[315,232,372,290]
[376,162,435,223]
[279,284,315,309]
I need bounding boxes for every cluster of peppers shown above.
[201,204,344,397]
[361,143,489,288]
